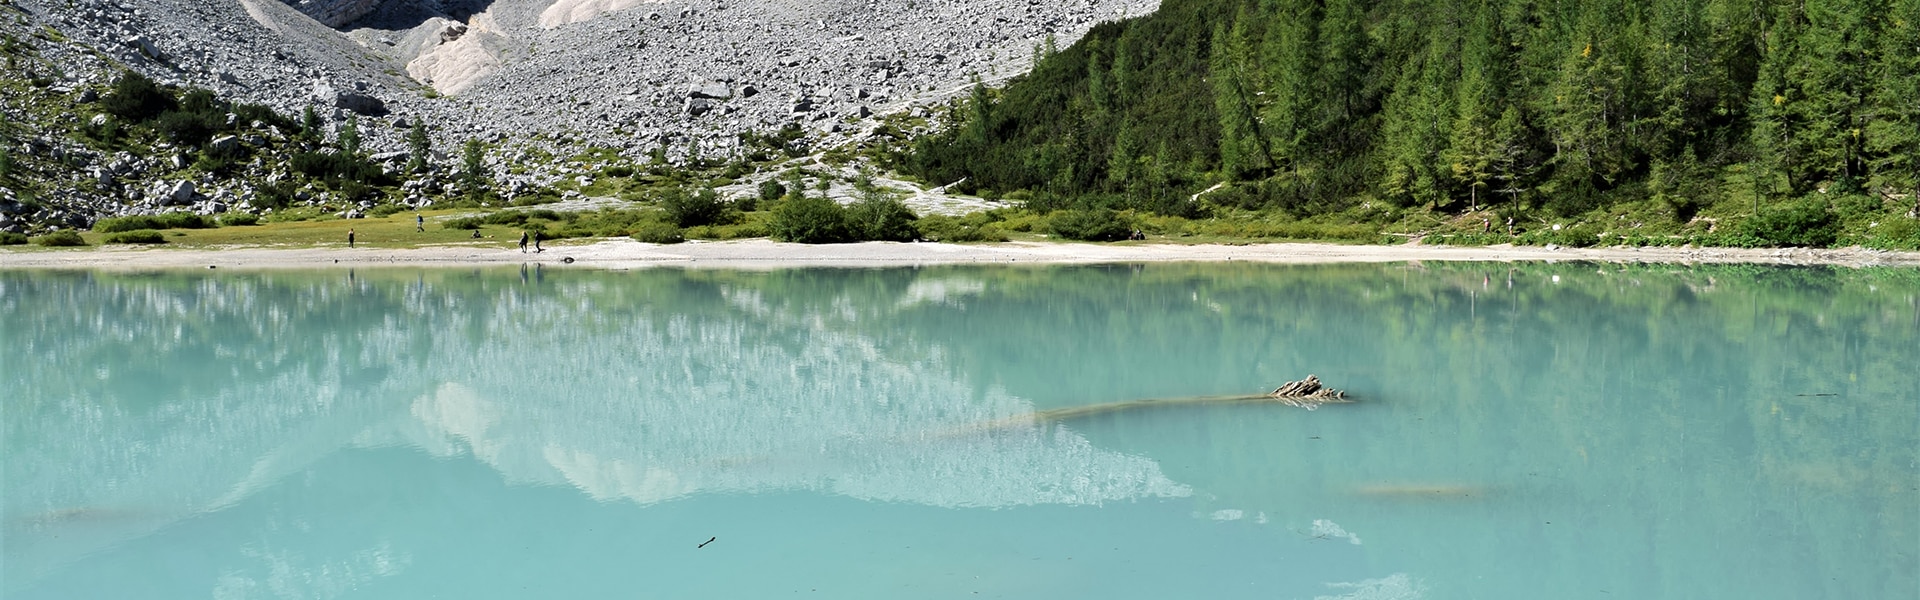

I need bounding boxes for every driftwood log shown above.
[948,376,1354,434]
[1267,374,1346,409]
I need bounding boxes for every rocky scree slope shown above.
[19,0,1159,162]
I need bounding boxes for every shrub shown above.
[31,230,86,246]
[758,180,786,202]
[660,186,729,227]
[602,165,635,178]
[103,229,166,244]
[155,212,214,229]
[1048,208,1132,241]
[631,221,685,244]
[0,232,27,245]
[1864,218,1920,251]
[98,71,175,122]
[152,107,218,146]
[93,215,164,232]
[847,195,919,242]
[254,180,298,210]
[1739,198,1839,247]
[769,195,853,243]
[369,204,406,218]
[218,212,260,226]
[94,213,212,232]
[916,215,1009,242]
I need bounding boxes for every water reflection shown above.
[3,264,1916,599]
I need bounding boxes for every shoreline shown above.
[4,239,1920,270]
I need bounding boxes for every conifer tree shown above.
[1868,0,1920,215]
[406,122,431,174]
[1211,19,1271,178]
[1748,8,1809,195]
[338,114,361,156]
[1258,0,1320,173]
[301,105,320,142]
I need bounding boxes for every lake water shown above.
[3,262,1916,599]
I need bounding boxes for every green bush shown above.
[0,232,28,245]
[254,180,298,210]
[94,213,213,232]
[218,212,260,226]
[98,71,175,121]
[769,195,853,243]
[916,215,1010,242]
[660,186,729,227]
[1864,218,1920,251]
[847,196,919,242]
[1048,208,1132,241]
[1738,199,1839,247]
[602,165,636,178]
[631,221,685,244]
[758,180,786,202]
[93,215,162,232]
[368,204,406,218]
[103,229,166,244]
[31,230,86,246]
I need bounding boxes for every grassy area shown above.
[8,210,565,250]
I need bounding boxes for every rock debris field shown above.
[19,0,1161,159]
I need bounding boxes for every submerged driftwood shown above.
[960,376,1352,434]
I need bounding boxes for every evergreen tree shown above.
[1444,2,1511,211]
[1258,0,1320,172]
[301,105,320,142]
[338,114,361,156]
[1087,41,1112,113]
[1791,0,1882,190]
[1747,8,1810,195]
[1211,19,1270,178]
[1543,1,1642,192]
[1378,34,1458,207]
[1868,0,1920,215]
[406,122,431,174]
[461,138,487,191]
[1316,0,1375,147]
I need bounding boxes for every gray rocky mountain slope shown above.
[20,0,1159,160]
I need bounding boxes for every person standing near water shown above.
[519,231,529,253]
[348,229,356,248]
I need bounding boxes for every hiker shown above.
[471,229,482,239]
[348,229,355,248]
[519,231,529,253]
[534,236,543,253]
[416,214,425,232]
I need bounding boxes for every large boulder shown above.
[281,0,384,28]
[313,81,389,116]
[165,180,197,206]
[689,82,732,99]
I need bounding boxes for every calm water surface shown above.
[4,263,1916,599]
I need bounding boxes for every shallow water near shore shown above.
[4,263,1916,599]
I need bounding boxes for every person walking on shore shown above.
[348,228,356,248]
[519,231,529,253]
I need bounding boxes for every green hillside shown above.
[901,0,1920,248]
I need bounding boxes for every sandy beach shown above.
[4,239,1920,270]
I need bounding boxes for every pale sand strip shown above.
[4,240,1919,270]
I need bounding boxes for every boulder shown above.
[209,136,239,153]
[689,82,732,99]
[685,98,715,117]
[124,35,161,60]
[335,91,388,116]
[314,80,389,116]
[166,180,196,205]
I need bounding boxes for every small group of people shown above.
[519,230,542,253]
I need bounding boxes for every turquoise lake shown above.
[3,262,1916,599]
